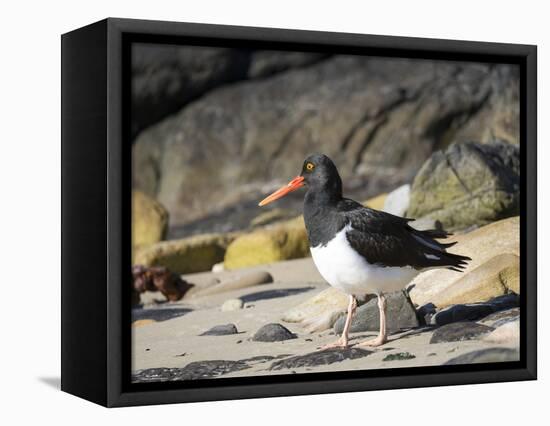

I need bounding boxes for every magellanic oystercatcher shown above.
[259,154,471,348]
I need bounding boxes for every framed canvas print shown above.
[61,18,537,407]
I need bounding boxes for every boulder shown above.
[333,291,419,334]
[282,287,352,332]
[134,232,238,275]
[431,304,494,326]
[132,191,169,249]
[444,347,519,365]
[430,254,519,309]
[133,57,518,228]
[429,322,494,344]
[282,287,349,323]
[131,44,250,136]
[224,217,309,269]
[383,184,410,216]
[252,323,297,342]
[408,141,520,231]
[479,307,520,327]
[408,216,519,308]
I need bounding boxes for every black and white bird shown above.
[259,153,470,348]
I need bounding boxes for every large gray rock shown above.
[444,348,519,365]
[131,44,250,136]
[430,322,494,344]
[133,57,519,228]
[408,141,520,231]
[282,287,350,327]
[333,291,419,334]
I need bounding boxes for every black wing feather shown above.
[339,200,470,271]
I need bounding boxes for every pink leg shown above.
[320,295,356,350]
[358,293,388,347]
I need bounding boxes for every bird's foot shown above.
[357,335,387,347]
[319,338,349,350]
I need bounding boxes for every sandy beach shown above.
[132,258,519,382]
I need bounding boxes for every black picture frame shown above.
[61,17,537,407]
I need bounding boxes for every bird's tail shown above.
[438,251,471,272]
[411,227,471,272]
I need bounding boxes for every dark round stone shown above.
[252,323,297,342]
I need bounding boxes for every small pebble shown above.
[221,298,244,312]
[211,262,225,273]
[201,324,239,336]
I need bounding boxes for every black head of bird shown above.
[259,153,343,206]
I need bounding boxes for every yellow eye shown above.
[306,162,315,171]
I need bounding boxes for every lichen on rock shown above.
[135,232,239,275]
[224,216,309,269]
[408,141,520,231]
[132,190,169,250]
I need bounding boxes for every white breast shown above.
[309,224,419,296]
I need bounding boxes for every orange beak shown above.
[258,176,305,206]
